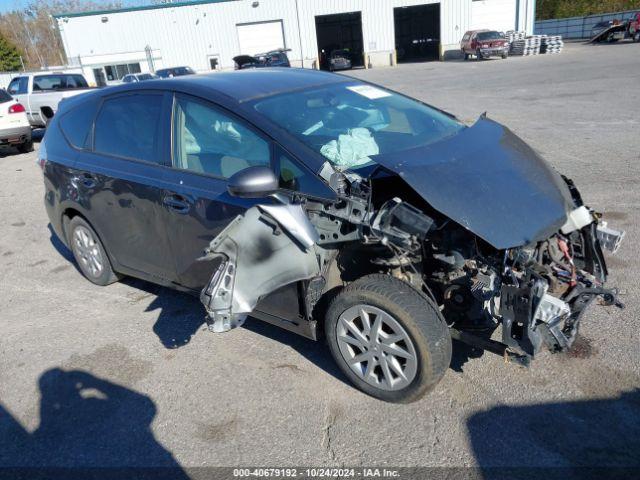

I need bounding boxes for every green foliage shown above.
[537,0,640,20]
[0,0,122,70]
[0,34,22,71]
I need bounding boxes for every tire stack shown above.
[510,35,542,56]
[505,30,526,43]
[540,35,564,54]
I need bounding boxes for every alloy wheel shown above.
[73,225,104,278]
[336,305,418,391]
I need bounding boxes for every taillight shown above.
[9,103,25,114]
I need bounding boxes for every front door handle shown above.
[163,193,190,214]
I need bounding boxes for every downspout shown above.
[294,0,304,68]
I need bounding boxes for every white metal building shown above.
[55,0,535,86]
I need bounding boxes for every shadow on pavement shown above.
[0,368,188,479]
[47,223,75,263]
[467,389,640,480]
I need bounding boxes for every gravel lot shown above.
[1,41,638,474]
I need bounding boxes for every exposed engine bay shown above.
[200,117,625,365]
[200,168,624,364]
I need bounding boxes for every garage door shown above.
[471,0,516,32]
[237,21,285,55]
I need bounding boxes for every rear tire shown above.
[17,140,33,153]
[68,216,120,286]
[634,32,640,43]
[324,274,451,403]
[501,52,508,59]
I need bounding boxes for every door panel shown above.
[73,91,175,281]
[163,92,273,290]
[73,153,174,280]
[160,171,256,289]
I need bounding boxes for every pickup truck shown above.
[6,73,94,128]
[590,12,640,43]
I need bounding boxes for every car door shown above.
[72,90,176,282]
[160,92,274,291]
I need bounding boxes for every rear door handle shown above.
[163,193,190,214]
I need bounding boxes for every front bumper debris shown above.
[596,222,625,254]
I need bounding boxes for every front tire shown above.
[325,274,451,403]
[68,216,120,286]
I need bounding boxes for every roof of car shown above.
[148,68,351,103]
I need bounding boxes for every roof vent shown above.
[101,16,108,23]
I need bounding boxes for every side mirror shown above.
[227,166,279,198]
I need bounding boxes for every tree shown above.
[0,0,122,70]
[537,0,640,20]
[0,34,22,71]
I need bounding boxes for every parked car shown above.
[7,73,93,128]
[0,89,32,152]
[122,73,159,83]
[233,49,291,69]
[461,30,509,60]
[155,66,195,78]
[41,69,624,402]
[328,49,352,71]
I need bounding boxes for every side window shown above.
[94,93,163,163]
[59,97,100,149]
[8,77,27,95]
[172,94,270,178]
[278,149,333,198]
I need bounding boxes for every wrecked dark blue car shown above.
[41,68,625,403]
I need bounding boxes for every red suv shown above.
[461,30,509,60]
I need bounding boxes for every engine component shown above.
[561,206,593,234]
[371,198,434,250]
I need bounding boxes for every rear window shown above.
[0,89,12,103]
[33,74,88,92]
[94,93,163,163]
[59,97,100,149]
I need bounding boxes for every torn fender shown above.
[200,204,321,332]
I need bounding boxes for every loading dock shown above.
[394,3,441,62]
[315,11,364,70]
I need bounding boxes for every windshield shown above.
[477,31,503,41]
[253,82,463,170]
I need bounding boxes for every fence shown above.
[535,9,638,38]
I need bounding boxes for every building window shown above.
[104,63,142,81]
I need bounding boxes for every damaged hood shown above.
[370,117,574,249]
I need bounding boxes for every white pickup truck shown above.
[6,73,94,128]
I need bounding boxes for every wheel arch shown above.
[61,207,120,273]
